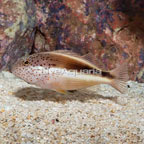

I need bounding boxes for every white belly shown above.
[34,68,111,91]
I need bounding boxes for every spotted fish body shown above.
[11,51,129,94]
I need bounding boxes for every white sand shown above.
[0,71,144,144]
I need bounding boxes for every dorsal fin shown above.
[50,50,81,58]
[82,53,106,70]
[49,50,105,71]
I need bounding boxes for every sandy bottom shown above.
[0,71,144,144]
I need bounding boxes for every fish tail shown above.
[109,61,129,94]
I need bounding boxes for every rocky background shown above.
[0,0,144,82]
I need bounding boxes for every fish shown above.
[11,50,129,94]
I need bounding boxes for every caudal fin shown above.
[110,61,129,94]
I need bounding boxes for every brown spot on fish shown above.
[51,64,56,67]
[45,57,48,60]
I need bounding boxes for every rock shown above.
[34,0,144,82]
[0,0,36,70]
[0,0,144,82]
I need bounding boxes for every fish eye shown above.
[24,61,29,64]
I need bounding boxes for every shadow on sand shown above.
[14,87,120,104]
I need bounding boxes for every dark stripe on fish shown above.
[49,56,103,76]
[64,62,101,75]
[101,71,114,79]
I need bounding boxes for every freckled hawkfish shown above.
[11,50,129,94]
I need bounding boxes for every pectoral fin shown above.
[55,89,67,94]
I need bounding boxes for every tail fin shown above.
[110,61,129,94]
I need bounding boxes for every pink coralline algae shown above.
[0,0,144,82]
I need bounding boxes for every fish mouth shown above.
[10,64,17,73]
[10,60,21,73]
